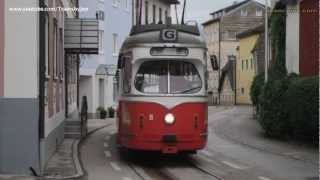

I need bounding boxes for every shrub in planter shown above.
[108,107,115,118]
[257,78,291,138]
[284,76,319,145]
[250,73,265,107]
[97,106,107,119]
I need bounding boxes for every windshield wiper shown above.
[178,86,202,94]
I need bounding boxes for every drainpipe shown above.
[218,19,221,104]
[264,0,269,83]
[38,0,47,173]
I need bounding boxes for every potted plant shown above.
[97,106,107,119]
[108,107,115,118]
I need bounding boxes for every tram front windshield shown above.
[135,61,202,94]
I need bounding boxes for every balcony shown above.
[64,18,99,54]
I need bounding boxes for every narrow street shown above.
[79,106,318,180]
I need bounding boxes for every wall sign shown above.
[160,29,178,42]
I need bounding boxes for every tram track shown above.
[186,155,224,180]
[127,162,179,180]
[126,153,223,180]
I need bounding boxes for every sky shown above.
[172,0,266,24]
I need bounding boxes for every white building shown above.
[79,0,132,118]
[133,0,179,25]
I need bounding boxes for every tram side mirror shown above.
[117,55,125,69]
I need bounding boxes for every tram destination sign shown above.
[160,29,178,43]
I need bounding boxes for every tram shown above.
[116,24,208,154]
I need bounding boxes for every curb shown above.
[40,139,83,180]
[0,175,36,180]
[0,123,113,180]
[41,123,113,180]
[211,108,317,165]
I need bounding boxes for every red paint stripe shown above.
[0,0,4,96]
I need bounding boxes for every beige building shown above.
[202,0,265,105]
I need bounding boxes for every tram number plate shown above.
[160,29,178,42]
[162,135,177,143]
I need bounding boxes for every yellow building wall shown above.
[236,34,259,104]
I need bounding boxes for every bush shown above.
[284,76,319,144]
[108,107,115,118]
[250,73,265,107]
[258,77,291,138]
[97,106,107,119]
[256,75,319,145]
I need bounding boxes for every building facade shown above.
[79,0,108,118]
[282,0,319,77]
[132,0,179,25]
[0,0,84,174]
[202,0,265,105]
[236,25,263,104]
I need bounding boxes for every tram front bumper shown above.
[120,133,207,153]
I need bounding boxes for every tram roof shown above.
[121,25,206,50]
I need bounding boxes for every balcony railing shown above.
[64,18,99,54]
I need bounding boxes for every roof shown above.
[280,0,299,5]
[210,0,251,16]
[130,24,200,36]
[202,0,265,26]
[121,25,206,51]
[202,18,220,26]
[96,64,107,75]
[218,60,236,92]
[236,24,264,38]
[161,0,180,4]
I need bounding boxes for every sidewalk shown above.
[0,119,113,180]
[210,106,318,165]
[42,118,113,179]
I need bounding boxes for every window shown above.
[45,14,49,76]
[59,28,63,79]
[241,88,245,94]
[159,8,162,23]
[53,19,58,78]
[99,30,104,53]
[123,57,132,93]
[256,9,263,16]
[112,33,118,56]
[152,5,156,24]
[210,55,219,70]
[135,61,202,94]
[246,59,248,70]
[113,77,117,101]
[125,0,129,10]
[250,58,253,69]
[165,10,168,23]
[242,60,244,71]
[112,0,120,7]
[96,10,104,20]
[145,1,149,24]
[241,9,247,16]
[113,0,117,6]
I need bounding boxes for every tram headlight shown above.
[164,113,175,125]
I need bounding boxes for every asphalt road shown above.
[79,106,319,180]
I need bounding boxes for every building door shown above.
[299,0,319,76]
[99,79,105,107]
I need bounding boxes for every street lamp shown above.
[228,55,237,105]
[264,0,269,83]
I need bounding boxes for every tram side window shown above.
[135,61,168,94]
[123,58,132,93]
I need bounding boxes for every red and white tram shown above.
[116,24,208,154]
